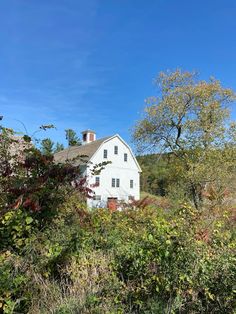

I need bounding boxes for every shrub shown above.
[0,125,235,313]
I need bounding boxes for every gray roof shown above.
[54,136,111,165]
[81,129,96,134]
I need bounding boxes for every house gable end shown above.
[89,134,142,172]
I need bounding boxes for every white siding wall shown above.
[86,136,140,208]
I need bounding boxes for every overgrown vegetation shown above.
[0,70,236,313]
[0,190,235,313]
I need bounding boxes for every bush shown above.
[0,195,235,313]
[0,126,235,313]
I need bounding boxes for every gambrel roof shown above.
[54,134,142,172]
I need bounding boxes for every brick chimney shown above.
[81,130,96,145]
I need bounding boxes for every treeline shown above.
[137,153,175,197]
[137,149,236,203]
[41,128,81,156]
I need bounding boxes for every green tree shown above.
[65,129,81,146]
[133,69,236,208]
[137,154,175,196]
[41,138,54,156]
[54,142,64,153]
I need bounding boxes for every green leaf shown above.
[148,234,153,241]
[25,217,33,225]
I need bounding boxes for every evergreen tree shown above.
[54,142,64,153]
[65,129,81,146]
[41,138,54,156]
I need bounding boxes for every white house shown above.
[54,130,141,209]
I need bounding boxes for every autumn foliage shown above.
[0,123,235,313]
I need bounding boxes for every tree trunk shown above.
[190,182,200,210]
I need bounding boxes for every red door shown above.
[107,198,118,212]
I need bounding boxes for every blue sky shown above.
[1,0,236,147]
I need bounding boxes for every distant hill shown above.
[136,153,174,196]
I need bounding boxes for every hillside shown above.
[137,153,175,197]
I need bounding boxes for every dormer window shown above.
[114,146,118,155]
[124,153,128,162]
[103,149,108,158]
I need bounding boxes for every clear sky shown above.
[1,0,236,147]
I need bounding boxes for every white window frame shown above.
[103,149,108,159]
[93,195,101,201]
[116,178,120,187]
[95,176,100,186]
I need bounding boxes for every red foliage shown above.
[23,198,41,212]
[0,139,93,216]
[131,196,154,209]
[195,229,210,243]
[130,195,171,210]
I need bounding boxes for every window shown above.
[112,178,120,187]
[93,195,101,201]
[114,146,118,154]
[116,178,120,187]
[95,177,100,186]
[103,149,108,158]
[124,153,128,162]
[130,180,134,188]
